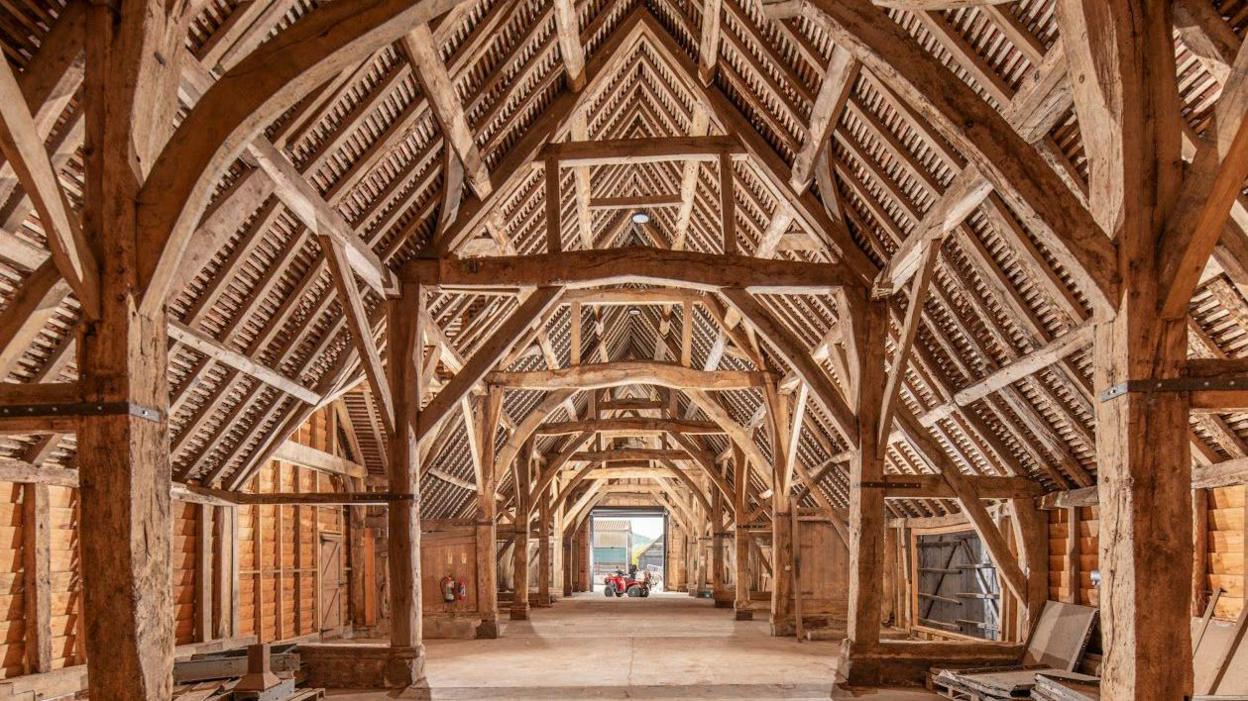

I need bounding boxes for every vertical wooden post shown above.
[545,156,561,252]
[680,299,693,367]
[843,292,888,680]
[733,449,752,620]
[213,505,237,640]
[719,152,736,255]
[1058,2,1192,697]
[476,386,503,637]
[384,281,425,686]
[80,3,182,696]
[1193,489,1208,616]
[711,485,728,607]
[348,482,368,629]
[1010,498,1050,637]
[570,301,581,366]
[511,440,533,620]
[1062,506,1080,604]
[22,483,50,673]
[195,503,214,642]
[537,486,552,607]
[764,378,794,636]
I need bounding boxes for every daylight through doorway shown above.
[589,508,667,595]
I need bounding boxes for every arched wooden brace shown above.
[494,384,771,499]
[782,0,1118,313]
[525,431,596,512]
[665,432,738,509]
[135,0,466,313]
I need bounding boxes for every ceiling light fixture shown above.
[631,211,651,225]
[628,307,642,317]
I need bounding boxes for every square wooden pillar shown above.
[733,451,752,620]
[476,386,503,638]
[1057,1,1193,696]
[383,282,426,687]
[536,488,552,607]
[842,294,889,680]
[511,440,533,620]
[80,6,179,697]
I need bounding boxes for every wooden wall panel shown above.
[796,519,849,621]
[420,524,478,613]
[1047,506,1100,606]
[1208,485,1245,620]
[0,482,23,678]
[46,486,80,670]
[172,501,197,645]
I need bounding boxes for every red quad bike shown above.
[603,570,651,598]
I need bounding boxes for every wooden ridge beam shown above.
[405,246,862,291]
[538,135,745,166]
[535,417,723,435]
[485,362,771,391]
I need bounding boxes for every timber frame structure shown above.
[0,0,1246,698]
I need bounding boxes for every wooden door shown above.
[320,535,343,634]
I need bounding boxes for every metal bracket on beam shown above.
[1098,376,1248,402]
[859,480,921,489]
[0,401,163,423]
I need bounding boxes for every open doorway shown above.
[589,508,667,595]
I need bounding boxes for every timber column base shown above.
[769,614,796,638]
[510,596,530,620]
[734,608,754,621]
[833,639,1023,688]
[712,589,734,608]
[298,643,427,691]
[476,616,501,639]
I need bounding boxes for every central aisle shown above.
[329,592,942,699]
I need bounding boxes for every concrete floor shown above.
[326,591,941,700]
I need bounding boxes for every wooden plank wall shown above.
[1046,489,1247,622]
[0,405,367,690]
[1047,506,1100,606]
[1207,486,1245,620]
[0,482,24,678]
[172,501,198,644]
[237,409,350,642]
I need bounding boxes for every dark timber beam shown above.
[403,247,864,291]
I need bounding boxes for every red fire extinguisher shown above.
[440,575,457,603]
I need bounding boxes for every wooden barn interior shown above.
[0,0,1247,698]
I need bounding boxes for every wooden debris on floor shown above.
[928,602,1099,699]
[172,643,324,701]
[1193,607,1248,696]
[1031,672,1099,701]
